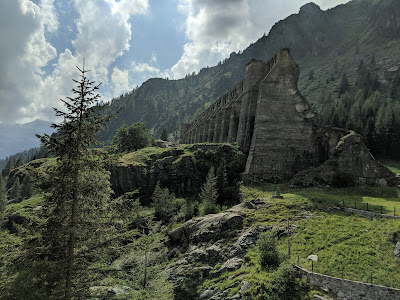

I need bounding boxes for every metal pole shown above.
[370,272,373,284]
[367,203,369,211]
[312,260,314,273]
[381,205,383,214]
[287,215,290,259]
[355,201,356,209]
[297,255,299,266]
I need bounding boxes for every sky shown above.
[0,0,351,124]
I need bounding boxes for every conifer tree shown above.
[20,175,34,200]
[199,166,219,215]
[339,73,350,95]
[152,182,175,220]
[160,128,168,141]
[8,177,21,201]
[0,175,6,212]
[35,62,113,299]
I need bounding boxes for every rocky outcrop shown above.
[109,144,245,200]
[370,0,400,38]
[166,200,272,300]
[291,132,398,187]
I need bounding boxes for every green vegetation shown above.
[119,146,174,166]
[112,122,155,153]
[241,181,400,289]
[258,230,280,269]
[199,166,220,215]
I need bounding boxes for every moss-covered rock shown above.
[109,143,245,203]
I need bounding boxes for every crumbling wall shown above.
[180,49,397,186]
[291,132,398,187]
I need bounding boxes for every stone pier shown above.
[180,49,398,185]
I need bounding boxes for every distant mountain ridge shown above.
[0,119,53,159]
[99,0,400,145]
[4,0,400,159]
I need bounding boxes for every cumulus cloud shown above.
[0,0,57,123]
[170,0,350,79]
[0,0,149,123]
[111,67,130,96]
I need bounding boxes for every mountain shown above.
[99,0,400,147]
[0,119,53,159]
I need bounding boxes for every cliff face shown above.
[370,0,400,38]
[109,144,245,202]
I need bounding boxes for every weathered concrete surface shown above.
[180,49,397,185]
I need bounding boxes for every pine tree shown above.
[8,177,21,201]
[20,175,34,200]
[35,62,113,299]
[152,182,175,220]
[0,175,7,212]
[160,128,168,141]
[199,166,219,215]
[339,73,350,96]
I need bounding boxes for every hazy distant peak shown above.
[299,2,322,15]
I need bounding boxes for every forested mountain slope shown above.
[100,0,400,157]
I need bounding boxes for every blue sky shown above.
[0,0,350,124]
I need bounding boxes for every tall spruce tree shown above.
[199,166,219,215]
[0,175,6,213]
[36,62,113,299]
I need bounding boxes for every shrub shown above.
[263,262,311,300]
[257,230,280,269]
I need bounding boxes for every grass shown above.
[119,147,174,166]
[5,194,44,215]
[240,181,400,289]
[118,143,238,167]
[279,212,400,288]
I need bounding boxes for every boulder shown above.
[291,132,398,187]
[394,242,400,260]
[169,211,244,246]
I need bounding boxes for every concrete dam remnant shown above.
[180,49,398,186]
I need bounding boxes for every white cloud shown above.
[0,0,149,123]
[170,0,350,79]
[111,67,130,96]
[0,0,57,124]
[132,62,160,74]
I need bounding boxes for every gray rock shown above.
[169,211,244,246]
[394,242,400,260]
[230,226,271,257]
[199,289,217,300]
[215,257,244,274]
[240,281,251,295]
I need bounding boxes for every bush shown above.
[257,230,280,269]
[263,262,311,300]
[112,122,154,153]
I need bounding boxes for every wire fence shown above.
[339,199,399,217]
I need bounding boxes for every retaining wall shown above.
[297,266,400,300]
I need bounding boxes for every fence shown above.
[339,200,400,219]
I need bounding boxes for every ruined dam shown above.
[180,49,397,185]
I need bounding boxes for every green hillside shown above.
[99,0,400,158]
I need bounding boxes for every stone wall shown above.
[297,266,400,300]
[180,49,397,185]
